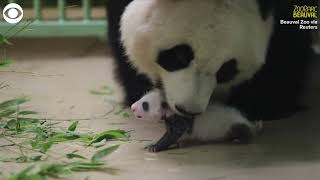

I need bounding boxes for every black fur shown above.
[228,0,317,121]
[175,105,201,116]
[256,0,275,20]
[142,102,149,112]
[216,59,239,84]
[227,124,253,144]
[157,44,194,72]
[106,0,153,106]
[147,115,194,152]
[161,102,169,109]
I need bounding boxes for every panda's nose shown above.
[131,103,137,112]
[175,105,202,117]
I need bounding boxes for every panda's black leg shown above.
[106,0,153,106]
[147,131,178,152]
[227,123,253,144]
[147,115,194,152]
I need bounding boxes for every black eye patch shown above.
[216,59,239,84]
[157,44,194,72]
[142,102,150,112]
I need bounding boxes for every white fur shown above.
[121,0,273,141]
[131,89,173,121]
[185,104,257,141]
[121,0,273,115]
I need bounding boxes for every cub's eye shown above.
[142,102,149,112]
[157,44,194,72]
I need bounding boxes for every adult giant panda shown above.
[106,0,317,152]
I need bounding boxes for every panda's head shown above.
[121,0,270,116]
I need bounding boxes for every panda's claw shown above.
[145,143,180,153]
[147,144,160,153]
[144,144,165,153]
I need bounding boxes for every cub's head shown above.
[121,0,269,116]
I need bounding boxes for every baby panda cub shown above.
[131,89,262,152]
[131,89,173,121]
[131,89,194,152]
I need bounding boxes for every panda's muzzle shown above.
[175,105,202,117]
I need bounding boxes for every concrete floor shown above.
[0,38,320,180]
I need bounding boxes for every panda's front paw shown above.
[144,142,180,153]
[147,144,161,153]
[144,144,164,153]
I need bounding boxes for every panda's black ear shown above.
[157,44,194,72]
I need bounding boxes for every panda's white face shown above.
[156,44,218,116]
[121,0,273,116]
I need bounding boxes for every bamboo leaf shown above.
[0,34,12,45]
[0,59,14,67]
[68,120,79,131]
[66,153,87,160]
[91,145,119,162]
[6,119,17,130]
[31,140,53,153]
[88,130,128,145]
[0,97,30,110]
[18,111,38,116]
[0,109,16,119]
[51,131,80,142]
[15,155,42,163]
[36,164,72,177]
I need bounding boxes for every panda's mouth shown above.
[175,105,202,117]
[159,80,203,117]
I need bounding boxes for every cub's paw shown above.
[228,124,253,144]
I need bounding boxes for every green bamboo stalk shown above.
[33,0,42,20]
[58,0,66,22]
[82,0,91,21]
